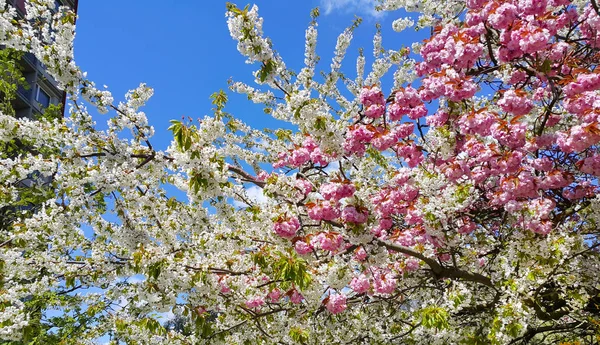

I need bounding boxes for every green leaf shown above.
[540,58,551,74]
[275,129,292,141]
[210,89,228,112]
[314,116,327,131]
[289,327,309,343]
[148,260,166,280]
[259,59,276,82]
[271,252,312,290]
[65,275,75,289]
[420,306,449,330]
[366,146,388,168]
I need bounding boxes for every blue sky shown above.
[65,3,422,339]
[73,0,417,151]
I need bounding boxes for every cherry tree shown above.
[1,0,600,344]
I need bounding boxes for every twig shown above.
[0,238,13,248]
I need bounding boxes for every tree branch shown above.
[227,164,265,188]
[509,321,589,344]
[375,239,494,287]
[0,238,13,248]
[591,0,600,17]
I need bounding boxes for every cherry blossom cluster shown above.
[1,0,600,344]
[273,135,334,168]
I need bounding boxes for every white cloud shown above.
[232,185,269,208]
[320,0,383,18]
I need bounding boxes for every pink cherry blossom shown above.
[294,240,313,255]
[354,247,367,261]
[396,143,424,168]
[290,289,304,304]
[349,274,370,294]
[325,293,347,314]
[320,182,356,201]
[579,154,600,176]
[268,289,282,303]
[360,86,386,119]
[373,270,397,295]
[341,205,368,224]
[273,216,301,239]
[404,259,420,272]
[488,3,518,30]
[219,282,231,294]
[315,232,344,252]
[307,201,341,221]
[498,89,533,116]
[295,178,313,197]
[245,297,265,309]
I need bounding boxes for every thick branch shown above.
[455,290,501,316]
[184,265,251,276]
[227,164,265,188]
[375,239,493,288]
[509,321,589,344]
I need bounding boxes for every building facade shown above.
[4,0,78,119]
[0,0,79,229]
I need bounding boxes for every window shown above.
[35,85,51,108]
[15,0,26,14]
[53,0,62,12]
